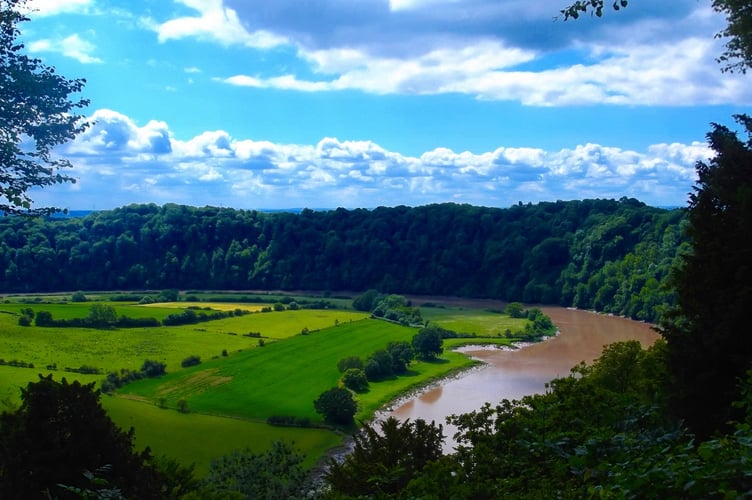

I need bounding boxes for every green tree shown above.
[505,301,526,318]
[660,116,752,436]
[313,387,357,425]
[0,375,163,499]
[0,0,89,215]
[325,417,444,497]
[140,359,166,378]
[87,303,117,328]
[198,441,306,499]
[412,327,444,360]
[341,368,369,393]
[337,355,363,372]
[386,340,414,373]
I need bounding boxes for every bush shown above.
[314,387,357,425]
[337,356,364,373]
[17,315,31,326]
[140,359,167,377]
[71,291,87,302]
[181,355,201,368]
[342,368,369,393]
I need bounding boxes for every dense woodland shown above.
[0,198,684,322]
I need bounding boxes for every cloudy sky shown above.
[21,0,751,210]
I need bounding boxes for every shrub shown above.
[337,356,364,373]
[314,387,357,425]
[71,291,87,302]
[342,368,369,393]
[18,315,31,326]
[181,355,201,368]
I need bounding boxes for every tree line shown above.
[0,198,684,322]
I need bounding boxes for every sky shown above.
[19,0,752,211]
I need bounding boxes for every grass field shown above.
[0,294,533,475]
[103,396,341,475]
[422,306,528,336]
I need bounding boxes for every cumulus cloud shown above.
[154,0,286,48]
[54,108,712,210]
[27,33,103,64]
[188,1,745,106]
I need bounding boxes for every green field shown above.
[422,306,528,336]
[0,295,530,475]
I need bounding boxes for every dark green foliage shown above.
[71,291,87,302]
[181,355,201,368]
[341,368,369,392]
[0,201,681,320]
[17,314,30,326]
[0,0,89,215]
[140,359,166,378]
[364,349,395,381]
[352,288,380,311]
[660,116,752,437]
[412,326,444,360]
[386,340,414,373]
[325,417,444,497]
[505,301,526,318]
[336,355,363,373]
[266,415,311,427]
[199,442,306,499]
[313,387,356,425]
[0,375,163,499]
[372,294,423,325]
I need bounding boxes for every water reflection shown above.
[386,307,659,452]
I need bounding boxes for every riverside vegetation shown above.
[0,290,551,497]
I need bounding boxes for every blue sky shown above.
[21,0,751,210]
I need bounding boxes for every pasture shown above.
[0,294,531,474]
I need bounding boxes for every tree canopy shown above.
[0,375,163,499]
[0,0,89,215]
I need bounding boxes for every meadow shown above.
[0,293,528,474]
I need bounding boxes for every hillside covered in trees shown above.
[0,198,684,322]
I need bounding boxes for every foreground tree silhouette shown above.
[660,116,752,436]
[0,0,89,215]
[0,375,163,499]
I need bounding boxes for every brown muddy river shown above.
[386,307,659,451]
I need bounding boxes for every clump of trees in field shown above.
[100,359,167,393]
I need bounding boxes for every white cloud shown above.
[155,0,286,48]
[28,33,103,64]
[56,108,711,209]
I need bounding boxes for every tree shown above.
[0,0,89,215]
[341,368,369,392]
[561,0,752,73]
[325,417,444,497]
[659,115,752,436]
[313,387,357,425]
[505,301,526,318]
[0,375,163,499]
[87,303,117,328]
[198,441,307,499]
[386,340,414,373]
[140,359,167,378]
[412,327,444,360]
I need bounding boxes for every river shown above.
[385,306,659,452]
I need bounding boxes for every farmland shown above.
[0,292,529,474]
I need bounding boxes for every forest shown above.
[0,198,685,322]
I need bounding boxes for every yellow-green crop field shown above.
[0,295,527,475]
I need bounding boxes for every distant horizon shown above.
[24,0,748,212]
